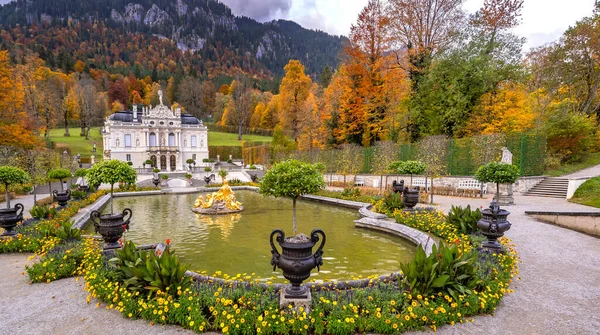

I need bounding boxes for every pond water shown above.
[85,191,415,282]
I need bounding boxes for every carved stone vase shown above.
[477,201,511,253]
[53,189,71,207]
[90,208,132,250]
[392,180,404,194]
[0,203,24,236]
[402,187,419,209]
[270,229,326,299]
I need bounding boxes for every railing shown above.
[147,146,179,152]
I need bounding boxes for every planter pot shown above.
[270,229,326,299]
[477,201,511,252]
[152,178,160,187]
[0,203,24,236]
[90,208,132,250]
[53,189,71,207]
[402,188,419,209]
[78,185,90,193]
[392,180,404,194]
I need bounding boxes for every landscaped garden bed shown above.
[0,181,519,335]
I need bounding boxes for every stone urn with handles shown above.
[270,229,326,299]
[53,189,71,207]
[0,203,24,236]
[477,201,511,253]
[90,208,132,250]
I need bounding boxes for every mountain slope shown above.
[0,0,346,77]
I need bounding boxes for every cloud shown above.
[221,0,292,22]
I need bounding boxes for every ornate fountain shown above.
[192,181,243,214]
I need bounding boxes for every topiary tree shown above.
[87,160,137,214]
[474,162,520,201]
[144,159,153,167]
[0,166,30,208]
[388,160,428,187]
[218,169,228,181]
[259,159,326,235]
[47,168,71,191]
[74,168,88,178]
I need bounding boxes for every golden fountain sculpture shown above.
[192,181,244,214]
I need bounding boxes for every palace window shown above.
[149,133,157,147]
[126,154,131,162]
[125,134,131,147]
[168,133,175,146]
[191,135,197,147]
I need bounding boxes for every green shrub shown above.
[399,242,481,301]
[185,173,192,179]
[341,186,361,199]
[110,241,191,296]
[447,205,482,235]
[55,223,82,242]
[160,174,169,180]
[30,205,58,219]
[381,192,404,213]
[74,168,88,178]
[71,190,87,200]
[227,178,244,186]
[204,167,212,172]
[35,196,54,207]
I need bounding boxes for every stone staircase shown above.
[526,178,569,198]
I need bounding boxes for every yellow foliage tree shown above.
[279,60,312,141]
[250,102,265,129]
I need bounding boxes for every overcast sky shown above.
[221,0,597,50]
[0,0,595,50]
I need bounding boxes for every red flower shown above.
[455,239,459,244]
[118,238,123,247]
[165,238,171,245]
[55,223,59,228]
[122,224,128,230]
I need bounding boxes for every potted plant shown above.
[474,162,520,204]
[218,169,228,183]
[144,159,153,169]
[74,168,89,192]
[259,159,327,299]
[160,174,169,186]
[186,158,195,169]
[87,160,137,250]
[48,168,72,206]
[388,160,427,209]
[0,166,29,236]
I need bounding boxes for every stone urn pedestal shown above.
[270,229,325,308]
[0,203,24,236]
[496,183,514,206]
[90,208,132,250]
[53,189,71,207]
[477,201,511,253]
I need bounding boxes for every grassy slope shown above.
[545,152,600,177]
[207,132,272,146]
[48,127,272,157]
[569,177,600,208]
[48,127,103,159]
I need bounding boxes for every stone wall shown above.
[324,173,545,195]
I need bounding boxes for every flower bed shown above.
[3,189,518,335]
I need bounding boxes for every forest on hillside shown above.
[1,0,599,172]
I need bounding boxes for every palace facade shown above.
[102,92,208,171]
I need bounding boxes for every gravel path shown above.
[1,194,599,335]
[562,163,600,178]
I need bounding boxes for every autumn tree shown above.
[0,51,40,149]
[230,76,253,140]
[178,77,204,118]
[279,60,312,141]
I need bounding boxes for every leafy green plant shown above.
[249,164,257,170]
[47,168,71,191]
[202,158,215,163]
[204,167,212,172]
[259,159,326,235]
[29,205,57,219]
[388,160,427,187]
[153,168,160,173]
[227,158,233,163]
[160,174,169,180]
[86,160,137,214]
[0,166,30,208]
[341,186,361,199]
[399,242,481,302]
[145,159,153,166]
[227,178,244,186]
[110,241,191,296]
[185,173,192,179]
[186,159,195,165]
[381,192,404,214]
[218,169,228,180]
[447,205,482,234]
[55,223,82,242]
[70,189,87,200]
[474,162,520,201]
[74,168,88,178]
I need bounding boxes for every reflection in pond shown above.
[194,213,241,239]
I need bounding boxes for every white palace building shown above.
[102,90,209,171]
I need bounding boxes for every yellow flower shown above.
[189,321,195,327]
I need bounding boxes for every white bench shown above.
[456,180,486,194]
[354,176,365,187]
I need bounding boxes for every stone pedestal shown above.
[279,287,311,313]
[496,183,514,206]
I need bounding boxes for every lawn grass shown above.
[569,177,600,208]
[48,127,103,159]
[48,127,272,158]
[545,152,600,177]
[207,132,272,146]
